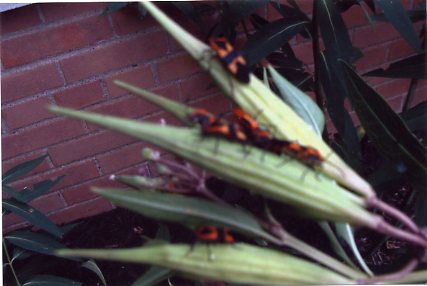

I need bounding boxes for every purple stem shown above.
[376,217,427,249]
[358,259,419,284]
[368,196,421,235]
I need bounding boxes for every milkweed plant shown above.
[51,2,427,285]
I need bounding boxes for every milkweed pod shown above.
[57,243,355,285]
[140,1,375,199]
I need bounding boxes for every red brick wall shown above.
[1,2,425,232]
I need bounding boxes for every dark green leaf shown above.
[318,222,357,269]
[335,0,360,12]
[317,0,361,61]
[317,50,361,169]
[137,3,147,18]
[400,101,427,133]
[224,0,269,24]
[340,60,427,181]
[5,230,67,256]
[102,2,129,15]
[22,176,64,203]
[23,275,82,286]
[81,260,107,286]
[270,1,312,38]
[363,0,376,13]
[414,188,427,226]
[131,266,172,286]
[92,188,280,244]
[11,247,32,262]
[364,52,426,79]
[334,223,373,276]
[2,185,27,202]
[242,18,308,66]
[171,2,198,22]
[2,155,47,184]
[377,0,422,52]
[3,199,64,238]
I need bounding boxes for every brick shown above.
[2,16,113,68]
[0,4,41,36]
[3,213,27,230]
[61,31,168,83]
[410,86,427,107]
[342,5,368,29]
[2,97,53,130]
[2,118,86,160]
[386,95,404,112]
[49,130,136,165]
[48,197,112,225]
[375,79,411,98]
[86,84,179,131]
[354,46,387,72]
[31,191,66,214]
[180,73,219,101]
[2,64,63,103]
[157,54,201,83]
[87,96,155,119]
[388,39,417,62]
[105,65,155,97]
[189,93,231,115]
[40,3,108,22]
[364,76,391,88]
[97,142,148,174]
[2,151,52,180]
[293,41,313,65]
[10,159,100,193]
[352,23,400,49]
[110,3,158,35]
[61,175,123,205]
[53,81,104,109]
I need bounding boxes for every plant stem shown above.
[262,203,366,280]
[282,230,367,280]
[368,197,421,235]
[3,239,21,286]
[358,258,419,284]
[376,217,427,248]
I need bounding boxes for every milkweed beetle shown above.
[188,108,219,127]
[195,226,235,244]
[209,37,250,84]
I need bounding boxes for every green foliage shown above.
[51,1,427,285]
[2,155,105,286]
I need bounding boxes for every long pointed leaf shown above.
[23,176,64,203]
[2,185,27,202]
[23,275,81,286]
[81,260,107,286]
[340,60,427,181]
[92,188,281,244]
[318,222,357,269]
[242,18,308,66]
[317,50,361,169]
[2,155,47,184]
[131,266,172,286]
[364,52,426,79]
[5,230,67,256]
[268,65,325,135]
[317,0,361,62]
[3,199,64,238]
[335,223,373,276]
[377,0,422,52]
